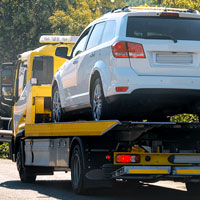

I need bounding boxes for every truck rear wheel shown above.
[71,145,86,195]
[16,149,36,183]
[186,182,200,194]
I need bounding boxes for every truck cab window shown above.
[32,56,53,85]
[18,61,27,97]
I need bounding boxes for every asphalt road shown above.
[0,159,199,200]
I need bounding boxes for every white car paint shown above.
[53,8,200,118]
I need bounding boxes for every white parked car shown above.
[52,7,200,122]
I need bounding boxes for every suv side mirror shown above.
[0,68,15,106]
[55,47,71,59]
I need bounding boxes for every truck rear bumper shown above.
[112,166,200,179]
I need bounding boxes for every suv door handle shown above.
[89,53,95,57]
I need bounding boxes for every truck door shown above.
[13,61,28,134]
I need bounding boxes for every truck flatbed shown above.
[25,120,200,138]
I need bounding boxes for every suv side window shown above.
[72,28,91,57]
[101,20,116,43]
[86,22,105,50]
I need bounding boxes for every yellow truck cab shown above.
[2,35,77,146]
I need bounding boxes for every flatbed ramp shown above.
[25,120,120,137]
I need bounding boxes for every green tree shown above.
[0,0,127,64]
[49,0,127,35]
[126,0,153,6]
[0,0,56,64]
[152,0,200,10]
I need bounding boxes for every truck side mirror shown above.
[0,68,14,106]
[55,47,71,59]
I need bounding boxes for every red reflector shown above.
[106,155,111,160]
[112,41,145,58]
[112,42,128,58]
[116,87,128,92]
[160,12,179,17]
[127,42,146,58]
[116,154,140,163]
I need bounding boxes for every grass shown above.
[0,143,9,158]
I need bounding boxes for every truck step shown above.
[112,166,200,179]
[173,166,200,175]
[112,166,171,178]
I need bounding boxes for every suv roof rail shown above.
[111,6,199,14]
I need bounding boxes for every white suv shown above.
[52,7,200,122]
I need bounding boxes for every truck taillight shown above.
[112,42,145,58]
[116,154,140,163]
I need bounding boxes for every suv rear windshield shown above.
[127,16,200,41]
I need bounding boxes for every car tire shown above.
[71,145,86,195]
[16,148,36,183]
[91,78,109,121]
[52,85,63,122]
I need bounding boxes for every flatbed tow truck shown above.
[1,36,200,195]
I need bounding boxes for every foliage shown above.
[126,0,153,6]
[0,143,9,158]
[0,0,56,64]
[170,113,199,123]
[152,0,200,10]
[0,0,127,64]
[49,0,126,35]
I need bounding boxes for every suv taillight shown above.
[112,41,145,58]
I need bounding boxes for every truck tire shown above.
[71,145,86,194]
[16,150,36,183]
[186,182,200,194]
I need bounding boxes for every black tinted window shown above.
[101,20,116,43]
[86,22,105,50]
[127,16,200,41]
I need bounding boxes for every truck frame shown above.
[1,36,200,195]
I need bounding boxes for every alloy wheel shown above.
[92,83,102,121]
[52,89,62,122]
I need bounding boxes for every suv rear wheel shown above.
[91,78,109,121]
[52,85,63,122]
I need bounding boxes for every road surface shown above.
[0,159,199,200]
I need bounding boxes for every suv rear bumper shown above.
[105,88,200,120]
